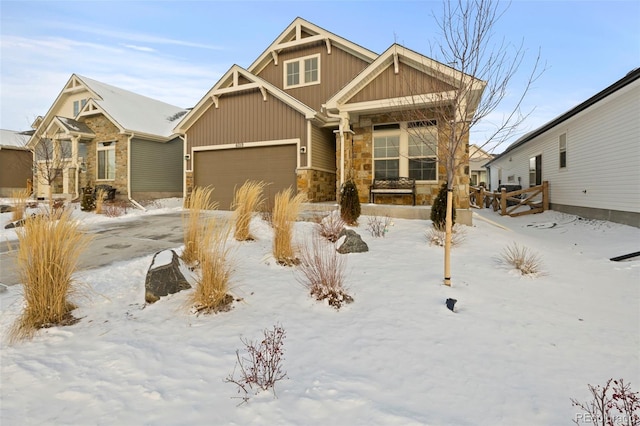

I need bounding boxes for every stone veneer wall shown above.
[82,115,129,198]
[338,111,470,209]
[297,169,336,202]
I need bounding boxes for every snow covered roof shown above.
[54,117,95,136]
[0,129,30,149]
[76,75,188,139]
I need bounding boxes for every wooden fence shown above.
[469,181,549,217]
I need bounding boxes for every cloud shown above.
[124,44,157,53]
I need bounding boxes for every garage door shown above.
[193,144,297,210]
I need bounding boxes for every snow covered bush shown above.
[297,234,353,309]
[317,211,345,242]
[426,224,466,247]
[225,324,288,403]
[571,378,639,426]
[498,242,543,275]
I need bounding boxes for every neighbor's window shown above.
[559,133,567,168]
[529,154,542,187]
[97,141,115,180]
[73,99,87,116]
[284,54,320,88]
[373,121,438,181]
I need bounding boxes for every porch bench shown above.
[369,177,416,205]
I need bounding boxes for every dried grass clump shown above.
[367,214,392,238]
[182,186,217,265]
[10,188,30,222]
[232,180,266,241]
[190,217,234,314]
[10,210,91,342]
[297,234,352,309]
[272,187,306,266]
[426,224,467,247]
[94,188,107,214]
[499,242,543,275]
[103,200,128,217]
[317,211,345,242]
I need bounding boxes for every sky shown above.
[1,0,639,153]
[1,200,639,424]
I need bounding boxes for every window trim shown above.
[97,141,116,181]
[283,53,321,89]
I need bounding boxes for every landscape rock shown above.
[145,249,194,304]
[0,205,13,213]
[337,229,369,254]
[4,218,27,229]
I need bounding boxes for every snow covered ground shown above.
[1,200,638,425]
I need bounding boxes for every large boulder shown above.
[145,249,195,303]
[336,229,369,254]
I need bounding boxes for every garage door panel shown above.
[194,145,297,210]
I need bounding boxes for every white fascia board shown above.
[337,91,458,114]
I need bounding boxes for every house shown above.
[0,129,32,197]
[485,68,640,227]
[27,74,187,204]
[175,18,485,212]
[468,144,493,187]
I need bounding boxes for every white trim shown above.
[192,138,301,171]
[306,121,312,167]
[298,166,336,175]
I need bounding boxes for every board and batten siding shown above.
[130,137,183,195]
[310,125,336,171]
[186,90,308,167]
[256,42,370,112]
[489,79,640,217]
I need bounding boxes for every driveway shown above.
[0,212,188,287]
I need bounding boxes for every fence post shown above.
[543,181,549,211]
[479,187,485,208]
[500,188,507,215]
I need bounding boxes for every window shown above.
[373,121,438,181]
[73,99,87,116]
[529,154,542,187]
[284,54,320,88]
[97,141,115,180]
[559,133,567,168]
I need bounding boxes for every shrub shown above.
[272,187,305,266]
[94,188,107,214]
[190,217,234,314]
[297,234,352,309]
[10,188,30,222]
[431,182,455,231]
[367,214,392,238]
[10,210,91,342]
[571,378,639,426]
[317,211,346,242]
[426,224,467,247]
[81,186,95,212]
[225,324,288,404]
[181,186,217,265]
[103,200,129,218]
[339,180,361,226]
[498,242,542,275]
[232,180,266,241]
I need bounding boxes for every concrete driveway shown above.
[0,212,187,287]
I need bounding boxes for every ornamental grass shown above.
[272,187,306,266]
[232,180,266,241]
[182,186,217,265]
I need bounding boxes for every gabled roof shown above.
[0,129,30,150]
[324,43,486,114]
[28,74,187,146]
[76,75,187,139]
[248,17,378,76]
[48,116,95,138]
[486,68,640,166]
[175,64,319,133]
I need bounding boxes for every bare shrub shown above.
[367,214,392,238]
[498,242,542,275]
[571,378,639,425]
[10,188,30,222]
[103,200,129,218]
[181,186,217,265]
[297,234,353,309]
[225,324,288,404]
[426,224,467,247]
[190,217,234,314]
[10,210,92,342]
[317,211,345,242]
[272,187,305,266]
[94,188,106,214]
[232,180,266,241]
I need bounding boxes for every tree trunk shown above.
[444,189,453,286]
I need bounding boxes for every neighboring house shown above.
[485,68,640,227]
[175,18,484,210]
[0,129,32,197]
[468,144,493,187]
[27,74,187,203]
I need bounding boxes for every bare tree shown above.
[32,131,73,210]
[404,0,544,286]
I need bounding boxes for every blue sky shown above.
[1,0,638,152]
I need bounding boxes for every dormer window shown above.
[284,54,320,89]
[73,99,87,116]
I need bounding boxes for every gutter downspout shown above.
[126,133,147,211]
